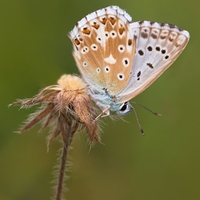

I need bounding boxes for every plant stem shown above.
[55,113,74,200]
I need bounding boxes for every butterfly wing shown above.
[69,6,136,95]
[117,21,190,103]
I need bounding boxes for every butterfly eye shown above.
[117,102,131,115]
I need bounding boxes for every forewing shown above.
[69,6,136,95]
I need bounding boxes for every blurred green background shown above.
[1,0,199,199]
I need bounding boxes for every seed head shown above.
[11,74,101,147]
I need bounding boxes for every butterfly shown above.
[69,5,189,117]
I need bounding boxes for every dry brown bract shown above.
[11,74,100,147]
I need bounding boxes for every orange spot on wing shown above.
[74,38,80,45]
[82,28,91,35]
[128,39,132,46]
[100,17,107,25]
[92,23,100,29]
[119,27,125,35]
[109,17,116,25]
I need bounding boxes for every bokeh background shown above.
[1,0,199,199]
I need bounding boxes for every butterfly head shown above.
[117,101,132,115]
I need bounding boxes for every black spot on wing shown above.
[147,63,154,69]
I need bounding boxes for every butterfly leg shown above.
[94,105,110,122]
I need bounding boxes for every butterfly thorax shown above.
[87,87,131,115]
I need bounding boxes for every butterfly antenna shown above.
[130,105,145,136]
[132,102,161,116]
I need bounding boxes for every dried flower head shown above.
[12,74,100,147]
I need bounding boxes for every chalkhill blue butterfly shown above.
[69,5,189,117]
